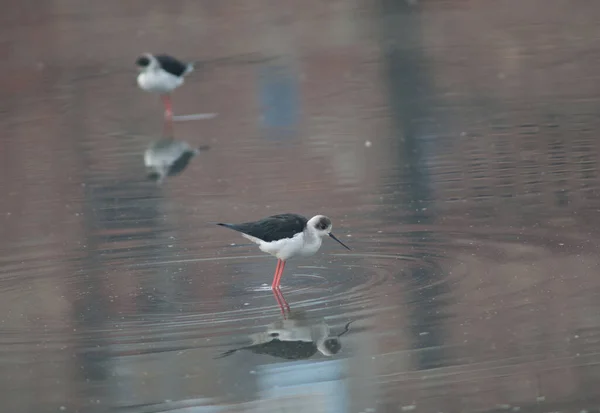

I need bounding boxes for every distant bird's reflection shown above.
[216,290,352,360]
[144,136,209,184]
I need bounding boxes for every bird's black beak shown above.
[329,233,351,250]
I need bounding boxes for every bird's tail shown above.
[216,222,235,229]
[213,348,238,359]
[192,145,211,155]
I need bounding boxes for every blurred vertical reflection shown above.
[259,63,300,140]
[75,180,167,407]
[380,0,449,370]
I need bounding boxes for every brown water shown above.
[2,1,600,412]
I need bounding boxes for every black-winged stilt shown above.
[216,213,351,289]
[135,53,194,120]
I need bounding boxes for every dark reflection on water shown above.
[144,136,209,184]
[216,291,353,361]
[3,0,600,412]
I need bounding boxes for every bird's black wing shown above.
[247,340,318,359]
[167,151,196,177]
[217,213,308,242]
[214,340,317,360]
[155,54,189,77]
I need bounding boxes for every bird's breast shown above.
[137,71,183,93]
[299,236,322,257]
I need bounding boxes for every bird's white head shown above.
[317,337,342,356]
[307,215,351,250]
[308,215,333,236]
[135,53,158,71]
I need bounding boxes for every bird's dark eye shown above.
[324,338,341,353]
[316,217,330,231]
[136,56,151,67]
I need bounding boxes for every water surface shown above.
[2,1,600,412]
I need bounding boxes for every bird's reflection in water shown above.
[144,134,209,184]
[216,289,352,360]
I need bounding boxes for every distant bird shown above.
[135,53,194,120]
[216,214,350,289]
[144,138,209,184]
[215,311,353,360]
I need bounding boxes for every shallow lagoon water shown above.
[2,0,600,412]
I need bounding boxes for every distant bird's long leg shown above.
[161,94,173,120]
[271,260,282,289]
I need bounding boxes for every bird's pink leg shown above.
[161,94,173,120]
[273,260,286,289]
[272,287,290,318]
[271,260,282,290]
[279,287,291,312]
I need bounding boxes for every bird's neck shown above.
[143,64,160,73]
[302,228,320,245]
[303,226,314,238]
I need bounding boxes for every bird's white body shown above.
[242,229,323,261]
[251,317,335,355]
[137,69,185,94]
[275,321,329,342]
[252,319,328,344]
[143,139,194,168]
